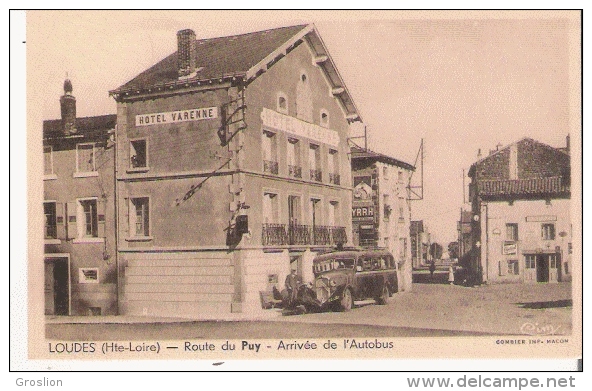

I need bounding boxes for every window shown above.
[277,93,288,114]
[44,202,57,239]
[549,254,558,269]
[80,199,98,237]
[309,144,321,182]
[507,260,519,275]
[328,200,339,227]
[67,198,104,242]
[398,170,404,183]
[79,268,99,284]
[76,143,97,173]
[542,223,555,240]
[131,197,150,237]
[262,130,278,174]
[262,192,279,224]
[130,139,147,169]
[525,255,536,269]
[506,223,518,241]
[383,166,389,179]
[43,146,54,176]
[328,149,339,184]
[287,138,301,178]
[310,197,321,226]
[383,194,391,220]
[399,237,408,259]
[320,109,329,128]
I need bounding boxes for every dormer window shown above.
[277,93,288,114]
[320,109,329,128]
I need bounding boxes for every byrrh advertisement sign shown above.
[135,107,218,127]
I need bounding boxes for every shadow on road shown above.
[515,299,573,309]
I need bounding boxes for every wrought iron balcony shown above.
[261,223,289,246]
[262,224,347,246]
[329,173,340,185]
[263,160,279,175]
[288,165,302,179]
[310,169,322,182]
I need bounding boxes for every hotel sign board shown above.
[261,108,339,147]
[135,107,218,127]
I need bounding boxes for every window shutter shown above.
[124,198,130,237]
[97,199,106,238]
[499,260,507,276]
[56,202,66,240]
[66,201,77,240]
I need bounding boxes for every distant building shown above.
[43,79,117,315]
[457,210,472,259]
[350,146,415,292]
[109,25,361,317]
[410,220,430,268]
[468,137,571,283]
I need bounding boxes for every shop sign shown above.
[260,108,339,147]
[135,107,218,127]
[352,206,374,219]
[502,241,517,255]
[525,215,557,222]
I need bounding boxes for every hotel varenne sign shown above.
[135,107,218,127]
[261,107,339,147]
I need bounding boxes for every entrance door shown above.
[549,253,559,282]
[45,258,69,315]
[524,255,536,282]
[536,255,549,283]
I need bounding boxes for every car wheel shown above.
[340,288,353,311]
[376,284,389,305]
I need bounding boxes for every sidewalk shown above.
[45,308,284,324]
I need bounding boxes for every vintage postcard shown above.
[18,9,581,369]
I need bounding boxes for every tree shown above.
[429,242,443,260]
[448,241,460,260]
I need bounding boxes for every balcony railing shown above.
[263,160,279,175]
[329,173,340,185]
[288,165,302,179]
[261,223,289,245]
[310,169,322,182]
[262,224,347,246]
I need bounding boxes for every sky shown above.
[27,10,580,245]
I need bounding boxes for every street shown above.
[46,282,572,341]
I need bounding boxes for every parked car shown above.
[308,249,398,311]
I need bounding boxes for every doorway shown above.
[44,257,70,315]
[536,255,549,283]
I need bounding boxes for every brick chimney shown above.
[60,78,76,134]
[177,29,197,78]
[566,134,570,153]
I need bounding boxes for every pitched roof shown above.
[468,137,569,177]
[43,114,117,139]
[477,176,570,198]
[351,145,415,171]
[112,25,307,94]
[109,24,362,121]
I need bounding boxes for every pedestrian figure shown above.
[429,260,436,282]
[448,265,455,285]
[281,268,302,307]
